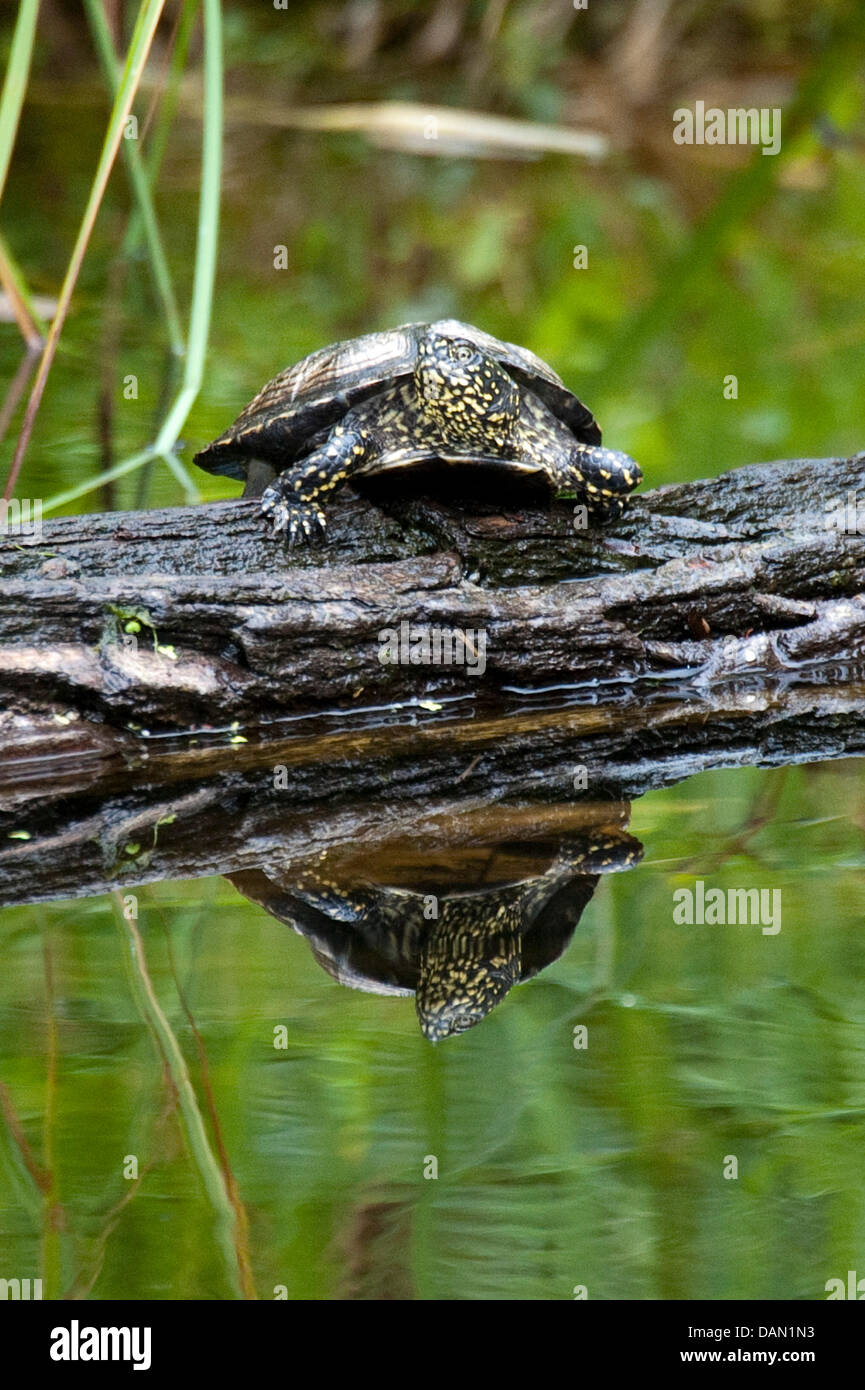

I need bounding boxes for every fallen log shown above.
[0,452,863,730]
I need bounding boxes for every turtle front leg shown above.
[557,444,642,523]
[260,424,372,544]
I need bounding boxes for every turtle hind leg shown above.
[558,444,642,522]
[260,425,371,544]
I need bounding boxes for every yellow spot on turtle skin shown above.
[352,445,365,456]
[600,469,611,480]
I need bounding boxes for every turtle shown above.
[194,320,641,544]
[228,826,643,1041]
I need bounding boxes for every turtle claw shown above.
[260,485,326,546]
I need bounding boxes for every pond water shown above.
[1,743,863,1300]
[1,3,864,1303]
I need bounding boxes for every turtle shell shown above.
[194,320,602,480]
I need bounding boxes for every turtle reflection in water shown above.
[228,826,642,1041]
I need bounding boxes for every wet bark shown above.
[0,452,863,730]
[1,451,863,908]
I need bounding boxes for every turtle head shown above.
[415,330,520,450]
[416,907,522,1042]
[567,443,643,521]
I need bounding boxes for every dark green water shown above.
[2,762,863,1299]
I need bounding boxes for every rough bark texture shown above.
[0,452,863,729]
[3,453,862,911]
[1,451,863,909]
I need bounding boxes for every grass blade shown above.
[114,898,246,1298]
[0,229,46,346]
[83,0,185,355]
[0,0,40,204]
[41,0,222,514]
[3,0,168,504]
[153,0,222,455]
[124,0,201,259]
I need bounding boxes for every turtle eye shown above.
[453,344,473,363]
